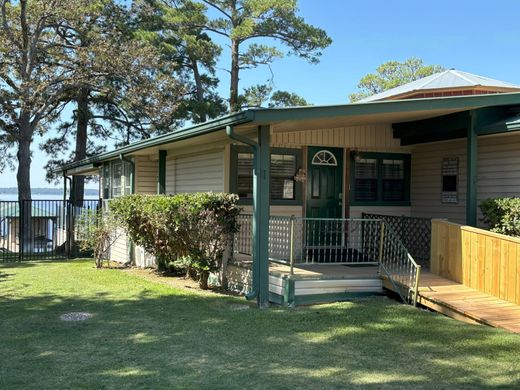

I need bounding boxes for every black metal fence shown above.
[361,213,431,261]
[0,199,101,262]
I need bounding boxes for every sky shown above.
[4,0,520,189]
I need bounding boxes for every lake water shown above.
[0,193,99,201]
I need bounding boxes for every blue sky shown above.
[5,0,520,189]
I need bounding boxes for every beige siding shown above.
[165,158,175,194]
[173,149,225,193]
[271,124,408,151]
[411,139,467,224]
[135,157,158,195]
[411,132,520,225]
[110,229,129,263]
[478,133,520,200]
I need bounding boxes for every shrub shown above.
[76,209,117,268]
[480,198,520,237]
[109,193,241,288]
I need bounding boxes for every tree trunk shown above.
[17,113,32,252]
[191,59,207,123]
[199,270,209,290]
[229,39,240,112]
[72,88,89,206]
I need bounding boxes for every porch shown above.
[228,214,425,306]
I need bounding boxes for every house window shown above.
[441,157,458,204]
[231,146,302,204]
[102,160,133,199]
[351,152,410,206]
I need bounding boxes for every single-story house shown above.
[58,69,520,307]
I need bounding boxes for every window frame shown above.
[230,145,303,205]
[350,152,411,206]
[441,157,459,204]
[102,159,134,199]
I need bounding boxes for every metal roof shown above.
[357,69,520,103]
[57,92,520,174]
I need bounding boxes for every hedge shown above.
[480,197,520,237]
[109,193,241,288]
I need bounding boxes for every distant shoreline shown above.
[0,187,99,196]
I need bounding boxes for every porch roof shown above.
[57,92,520,175]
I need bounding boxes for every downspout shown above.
[63,173,72,203]
[63,174,72,257]
[120,154,135,265]
[226,125,259,301]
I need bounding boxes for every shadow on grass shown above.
[1,286,520,389]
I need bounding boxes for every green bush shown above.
[109,193,241,288]
[480,198,520,237]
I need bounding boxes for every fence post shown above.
[289,215,295,275]
[413,265,422,306]
[18,200,23,262]
[378,222,385,263]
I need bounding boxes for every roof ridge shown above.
[416,70,449,89]
[450,69,477,85]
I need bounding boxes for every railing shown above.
[233,214,422,305]
[0,199,101,262]
[378,222,422,305]
[362,213,431,262]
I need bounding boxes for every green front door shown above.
[306,147,344,252]
[306,147,344,219]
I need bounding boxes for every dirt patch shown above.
[123,268,241,298]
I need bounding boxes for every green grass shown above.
[1,260,519,389]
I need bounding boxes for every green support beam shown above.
[158,150,167,194]
[466,111,478,227]
[257,125,271,308]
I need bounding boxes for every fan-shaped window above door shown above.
[311,150,338,166]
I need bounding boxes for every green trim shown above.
[268,292,284,305]
[57,111,254,174]
[466,111,478,226]
[158,150,167,194]
[230,145,303,206]
[58,93,520,175]
[251,92,520,124]
[349,152,411,207]
[257,125,271,308]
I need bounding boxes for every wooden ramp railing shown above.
[431,219,520,306]
[419,219,520,333]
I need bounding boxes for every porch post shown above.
[256,125,271,308]
[466,111,478,226]
[158,150,167,194]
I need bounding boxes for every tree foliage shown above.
[349,57,445,102]
[480,198,520,237]
[38,0,186,191]
[240,83,309,108]
[198,0,331,111]
[133,0,226,124]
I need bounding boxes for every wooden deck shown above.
[385,270,520,334]
[270,262,379,280]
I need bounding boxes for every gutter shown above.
[55,111,254,174]
[226,125,259,301]
[120,153,135,265]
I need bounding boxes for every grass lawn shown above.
[1,260,519,389]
